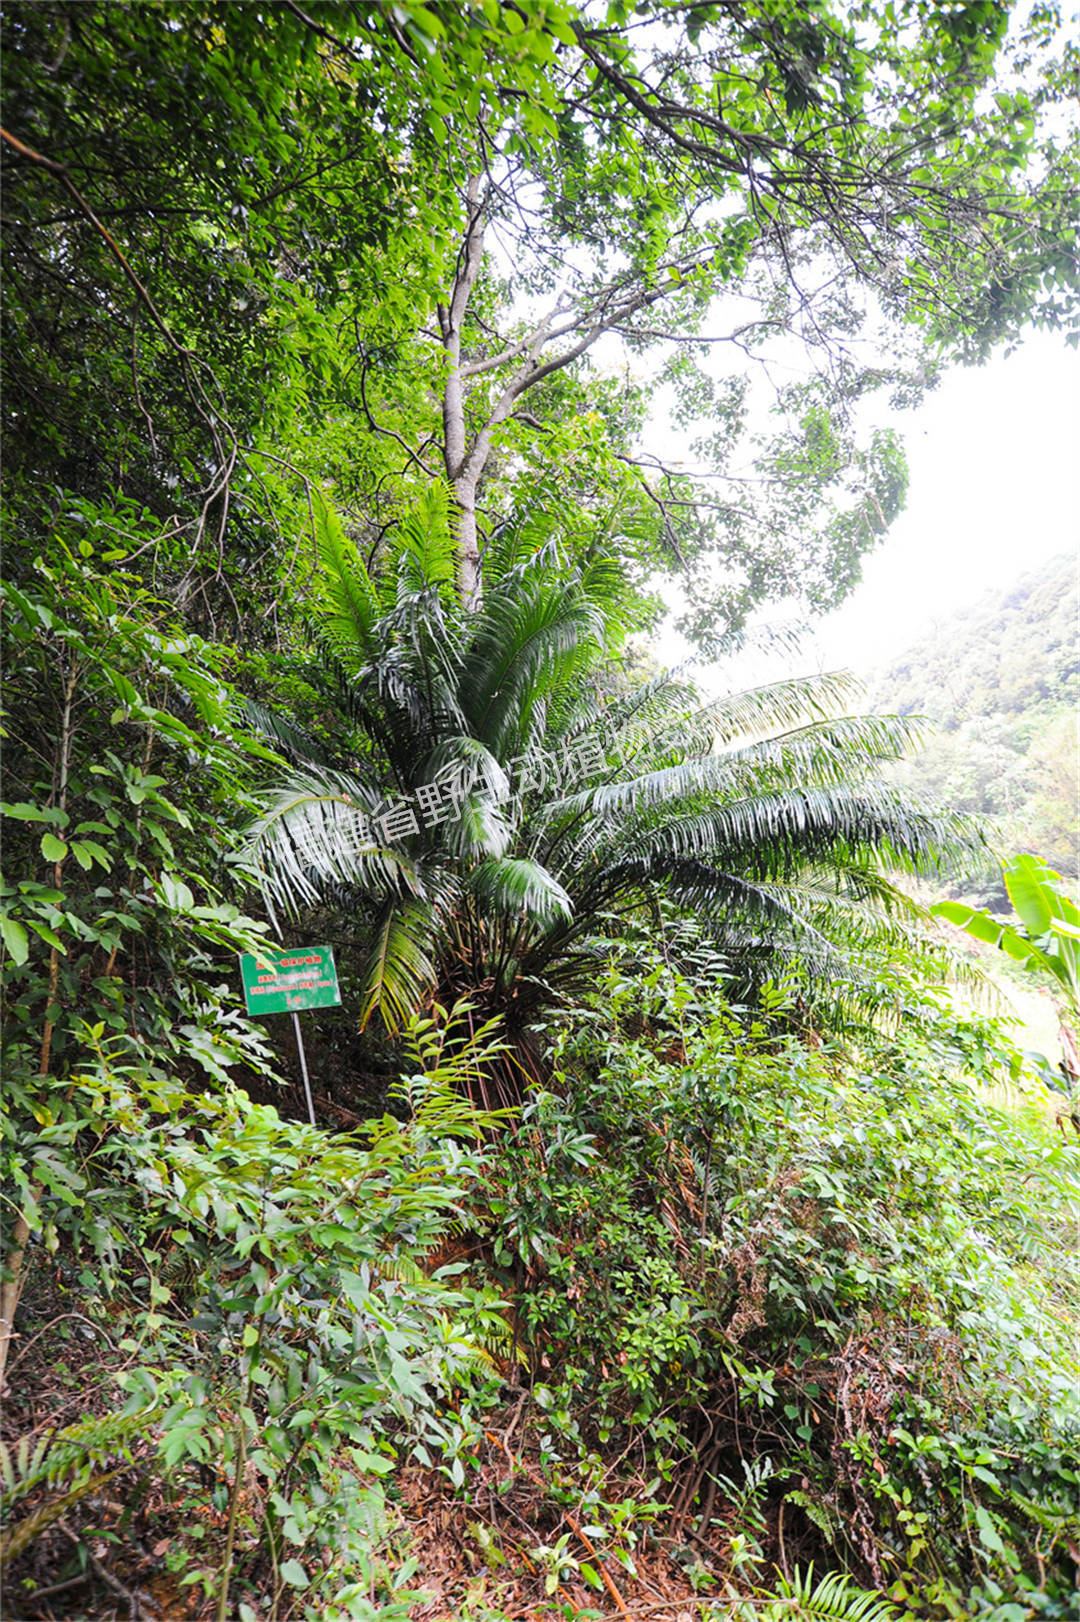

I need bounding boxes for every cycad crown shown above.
[240,487,975,1094]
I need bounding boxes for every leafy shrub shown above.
[477,957,1080,1616]
[0,530,505,1618]
[1,1012,505,1618]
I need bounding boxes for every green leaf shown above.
[160,874,195,911]
[0,915,29,965]
[349,1449,395,1475]
[40,832,69,863]
[2,802,65,824]
[931,900,1002,944]
[279,1559,308,1588]
[72,840,112,870]
[974,1504,1006,1554]
[1004,853,1057,939]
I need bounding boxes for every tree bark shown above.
[435,172,705,609]
[0,1212,31,1389]
[439,175,487,608]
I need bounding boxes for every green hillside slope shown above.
[865,553,1078,893]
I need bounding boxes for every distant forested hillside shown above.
[866,553,1078,894]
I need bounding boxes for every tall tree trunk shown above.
[439,176,487,608]
[434,169,668,610]
[443,361,483,610]
[453,485,482,611]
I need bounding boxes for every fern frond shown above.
[773,1565,897,1622]
[0,1406,156,1564]
[785,1488,841,1547]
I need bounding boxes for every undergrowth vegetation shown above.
[1,1003,506,1620]
[473,960,1079,1617]
[2,934,1077,1618]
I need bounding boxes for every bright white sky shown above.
[808,329,1080,678]
[651,328,1080,692]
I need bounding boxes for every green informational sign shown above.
[239,945,341,1015]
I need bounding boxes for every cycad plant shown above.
[240,486,973,1102]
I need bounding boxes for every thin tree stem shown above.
[216,1423,247,1622]
[0,665,79,1387]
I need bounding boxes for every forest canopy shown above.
[4,1,1078,633]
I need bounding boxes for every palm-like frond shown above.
[469,857,573,927]
[465,576,608,756]
[239,770,422,912]
[238,697,329,767]
[626,786,969,879]
[574,714,922,824]
[312,492,383,672]
[393,483,458,597]
[243,489,980,1065]
[771,1566,897,1622]
[447,790,513,863]
[423,736,510,804]
[360,900,438,1031]
[678,670,862,749]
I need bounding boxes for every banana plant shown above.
[932,855,1080,1013]
[932,854,1080,1117]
